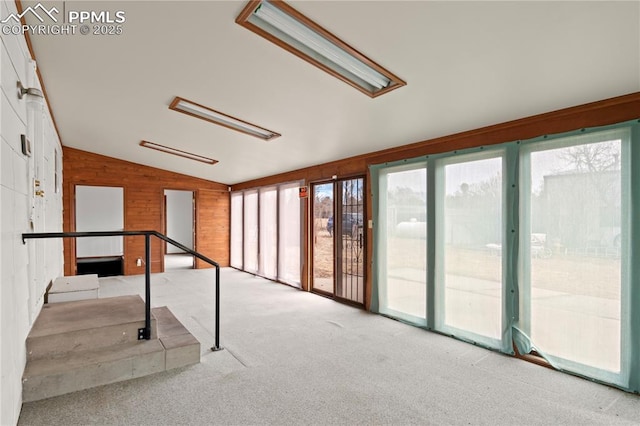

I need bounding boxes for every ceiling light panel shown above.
[236,0,406,98]
[139,141,218,165]
[169,97,281,140]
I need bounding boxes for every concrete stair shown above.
[23,295,200,402]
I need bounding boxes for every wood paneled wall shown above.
[231,92,640,310]
[63,147,229,276]
[195,189,230,269]
[233,92,640,191]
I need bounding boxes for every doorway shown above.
[164,190,195,270]
[311,177,365,305]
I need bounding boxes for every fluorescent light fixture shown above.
[139,141,218,165]
[169,97,281,140]
[236,0,406,98]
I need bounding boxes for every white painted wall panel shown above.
[0,15,63,425]
[0,46,26,127]
[0,38,3,426]
[75,186,123,257]
[12,145,28,196]
[0,190,11,293]
[0,133,13,188]
[0,88,27,164]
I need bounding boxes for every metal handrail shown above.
[22,230,223,352]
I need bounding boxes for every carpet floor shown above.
[18,268,640,425]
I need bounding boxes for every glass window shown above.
[259,187,278,279]
[312,182,334,294]
[519,128,630,385]
[372,122,635,391]
[435,153,503,347]
[243,190,259,273]
[378,164,427,323]
[230,192,243,269]
[278,182,302,287]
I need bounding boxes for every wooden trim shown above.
[140,140,218,165]
[366,92,640,165]
[192,191,197,269]
[232,92,640,192]
[163,194,168,255]
[512,343,554,370]
[235,1,263,29]
[235,0,406,98]
[169,96,281,140]
[63,182,76,276]
[300,181,309,291]
[364,169,372,311]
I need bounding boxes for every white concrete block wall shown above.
[0,1,64,424]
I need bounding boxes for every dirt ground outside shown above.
[312,218,364,279]
[312,218,333,279]
[313,219,621,301]
[384,237,621,300]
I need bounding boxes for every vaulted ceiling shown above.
[23,1,640,184]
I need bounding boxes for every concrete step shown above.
[48,274,100,303]
[22,340,165,402]
[153,306,200,370]
[22,297,201,402]
[26,295,157,360]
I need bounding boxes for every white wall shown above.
[0,1,63,423]
[75,185,124,257]
[165,190,193,253]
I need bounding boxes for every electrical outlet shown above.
[136,258,142,267]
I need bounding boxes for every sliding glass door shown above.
[312,177,366,305]
[312,183,335,295]
[336,178,365,304]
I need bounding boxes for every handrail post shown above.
[212,265,222,351]
[22,231,221,349]
[140,233,152,340]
